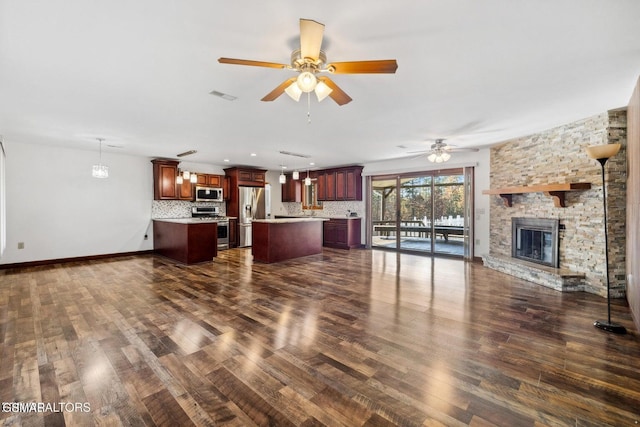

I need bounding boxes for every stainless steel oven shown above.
[216,220,229,250]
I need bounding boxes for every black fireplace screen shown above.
[511,218,559,268]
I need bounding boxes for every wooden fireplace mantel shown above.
[482,183,591,207]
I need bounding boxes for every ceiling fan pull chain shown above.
[307,91,312,124]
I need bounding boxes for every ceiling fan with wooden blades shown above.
[408,139,479,163]
[218,19,398,106]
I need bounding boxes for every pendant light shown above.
[279,165,286,184]
[304,166,312,186]
[92,138,109,178]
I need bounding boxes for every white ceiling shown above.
[2,1,640,171]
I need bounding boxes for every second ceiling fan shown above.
[218,19,398,106]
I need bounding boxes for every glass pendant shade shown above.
[176,174,183,184]
[183,170,190,180]
[314,81,333,102]
[285,75,332,103]
[428,151,451,163]
[92,164,109,178]
[92,138,109,178]
[292,170,299,180]
[296,71,317,92]
[285,81,302,101]
[279,173,286,184]
[304,176,312,186]
[190,173,197,183]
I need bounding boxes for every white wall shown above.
[361,148,491,257]
[1,141,155,264]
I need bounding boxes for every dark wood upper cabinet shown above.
[281,174,301,202]
[344,166,363,200]
[177,178,194,200]
[235,169,265,186]
[196,174,223,187]
[153,159,227,201]
[152,159,179,200]
[316,172,327,201]
[316,166,363,201]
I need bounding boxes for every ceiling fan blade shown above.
[447,147,480,153]
[326,59,398,74]
[261,77,297,102]
[317,77,352,106]
[218,57,288,69]
[300,19,325,61]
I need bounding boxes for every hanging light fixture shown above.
[305,165,312,186]
[92,138,109,178]
[190,173,197,183]
[284,63,333,104]
[427,140,452,163]
[427,151,451,163]
[279,166,286,184]
[176,173,183,184]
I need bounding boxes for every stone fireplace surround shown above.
[482,110,627,297]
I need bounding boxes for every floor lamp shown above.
[585,143,626,334]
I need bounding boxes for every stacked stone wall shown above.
[488,111,627,297]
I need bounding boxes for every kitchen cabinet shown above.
[153,220,217,264]
[316,172,326,201]
[281,174,301,202]
[317,166,363,201]
[229,218,238,248]
[196,174,223,187]
[152,159,179,200]
[323,218,361,249]
[234,169,265,186]
[177,177,194,200]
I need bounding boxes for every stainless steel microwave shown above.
[195,186,223,202]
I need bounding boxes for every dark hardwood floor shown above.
[1,248,639,426]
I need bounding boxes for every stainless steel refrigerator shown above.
[238,186,268,247]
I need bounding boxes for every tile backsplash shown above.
[152,200,226,218]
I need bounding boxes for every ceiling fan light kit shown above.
[218,19,397,107]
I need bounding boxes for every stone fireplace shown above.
[511,217,559,268]
[482,110,627,297]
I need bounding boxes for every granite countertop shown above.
[275,215,361,220]
[153,217,236,224]
[252,218,329,224]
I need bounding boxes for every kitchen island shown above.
[153,218,217,264]
[251,218,327,263]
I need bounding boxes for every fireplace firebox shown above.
[511,218,559,268]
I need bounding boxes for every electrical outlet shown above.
[17,242,24,249]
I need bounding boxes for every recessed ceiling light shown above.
[250,153,257,157]
[309,162,315,166]
[223,159,230,162]
[209,90,237,101]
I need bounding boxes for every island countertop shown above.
[252,217,328,224]
[274,215,360,220]
[153,217,236,224]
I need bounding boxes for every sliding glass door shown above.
[370,168,474,259]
